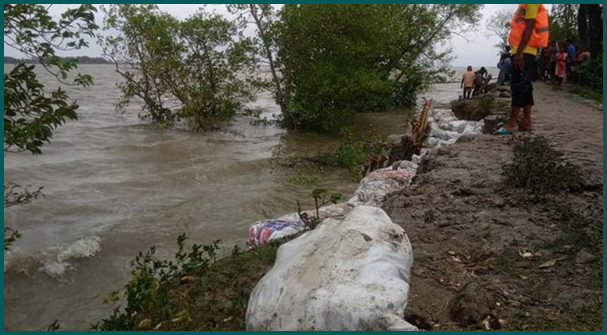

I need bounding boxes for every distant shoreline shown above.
[4,56,112,65]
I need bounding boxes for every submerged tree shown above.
[278,4,482,132]
[228,4,293,129]
[4,4,99,249]
[101,5,256,131]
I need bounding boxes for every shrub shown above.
[502,135,583,195]
[333,127,391,177]
[93,234,221,330]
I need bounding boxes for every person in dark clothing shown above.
[497,4,549,135]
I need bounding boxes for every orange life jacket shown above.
[508,4,550,48]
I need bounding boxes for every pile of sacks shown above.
[245,107,484,331]
[249,108,484,246]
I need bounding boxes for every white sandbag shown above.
[348,161,419,207]
[348,178,404,207]
[433,109,459,128]
[246,206,417,331]
[301,202,352,220]
[428,120,462,141]
[445,120,474,133]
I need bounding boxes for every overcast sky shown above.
[5,4,548,67]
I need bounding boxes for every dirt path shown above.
[383,83,603,331]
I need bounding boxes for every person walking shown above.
[497,4,549,134]
[461,66,475,99]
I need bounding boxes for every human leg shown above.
[519,54,536,131]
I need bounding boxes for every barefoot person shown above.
[498,4,549,134]
[461,66,475,99]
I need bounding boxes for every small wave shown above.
[39,236,101,278]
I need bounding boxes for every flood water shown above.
[3,64,494,330]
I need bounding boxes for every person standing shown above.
[549,40,558,83]
[565,39,576,81]
[461,66,475,99]
[555,44,567,85]
[498,4,549,134]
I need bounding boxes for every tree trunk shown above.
[587,4,603,58]
[249,4,294,129]
[577,4,589,48]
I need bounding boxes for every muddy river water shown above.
[3,64,488,330]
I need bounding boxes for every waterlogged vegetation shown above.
[8,3,602,332]
[92,234,282,331]
[93,188,340,331]
[87,5,484,328]
[273,127,391,180]
[99,4,482,132]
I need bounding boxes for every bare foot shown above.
[520,120,533,131]
[504,122,519,131]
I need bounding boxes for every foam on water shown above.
[39,236,101,278]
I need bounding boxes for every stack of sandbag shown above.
[348,160,418,207]
[424,109,484,150]
[246,206,417,331]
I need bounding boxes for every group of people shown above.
[497,39,592,87]
[545,39,591,85]
[460,66,493,99]
[459,4,590,135]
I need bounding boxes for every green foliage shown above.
[476,94,495,114]
[94,235,285,330]
[278,4,482,132]
[333,127,391,177]
[297,188,342,229]
[4,4,98,154]
[102,5,256,131]
[4,64,79,154]
[228,5,293,128]
[572,57,603,94]
[270,126,390,178]
[288,171,321,185]
[4,228,22,251]
[550,205,603,254]
[93,233,220,330]
[502,136,583,195]
[549,4,579,43]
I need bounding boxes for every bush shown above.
[574,57,603,93]
[333,127,391,177]
[102,5,255,131]
[278,4,482,132]
[502,136,583,195]
[93,234,288,331]
[476,94,495,114]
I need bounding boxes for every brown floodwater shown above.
[3,64,494,330]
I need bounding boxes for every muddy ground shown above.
[383,83,603,331]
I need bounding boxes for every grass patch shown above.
[502,135,583,196]
[508,308,603,331]
[272,126,390,179]
[570,85,603,102]
[288,169,322,185]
